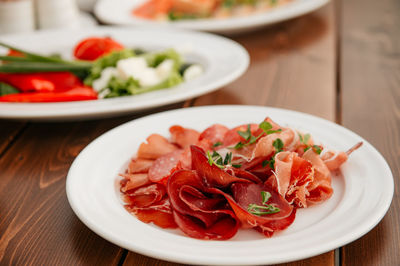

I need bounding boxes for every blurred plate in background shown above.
[0,27,249,121]
[95,0,329,34]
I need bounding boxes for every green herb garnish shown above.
[248,191,281,216]
[232,122,282,150]
[213,142,223,147]
[206,151,234,169]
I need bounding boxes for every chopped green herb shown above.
[259,121,273,131]
[248,191,280,216]
[313,145,322,155]
[237,124,252,141]
[259,121,282,135]
[261,191,272,204]
[233,141,245,149]
[213,142,222,147]
[299,133,311,145]
[206,150,236,169]
[232,164,242,168]
[224,152,232,165]
[273,138,284,152]
[305,145,322,155]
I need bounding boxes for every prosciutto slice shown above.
[268,151,315,207]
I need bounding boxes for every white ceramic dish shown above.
[0,27,248,120]
[95,0,330,34]
[66,105,393,265]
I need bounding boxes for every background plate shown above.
[0,27,249,120]
[66,105,393,265]
[95,0,330,34]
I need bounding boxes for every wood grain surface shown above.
[0,121,26,155]
[340,0,400,265]
[0,103,185,265]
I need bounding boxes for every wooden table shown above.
[0,0,399,265]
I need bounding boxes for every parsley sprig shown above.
[299,133,322,155]
[207,151,241,169]
[233,122,282,150]
[248,191,281,216]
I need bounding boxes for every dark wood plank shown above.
[193,2,336,121]
[123,2,338,266]
[340,0,400,265]
[0,120,26,155]
[0,103,185,265]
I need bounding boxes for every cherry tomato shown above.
[73,37,124,61]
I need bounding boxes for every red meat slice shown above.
[128,158,155,174]
[190,145,252,187]
[123,183,166,208]
[167,170,239,240]
[169,125,200,149]
[148,150,183,185]
[208,183,294,231]
[127,198,178,229]
[137,134,178,159]
[199,124,229,145]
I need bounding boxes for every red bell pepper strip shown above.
[73,37,124,61]
[0,86,98,102]
[0,72,83,92]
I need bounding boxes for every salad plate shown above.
[95,0,330,34]
[66,105,393,265]
[0,27,248,120]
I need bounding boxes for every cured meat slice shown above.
[222,124,259,147]
[285,154,314,207]
[168,170,239,240]
[208,183,294,231]
[173,210,238,240]
[127,198,178,229]
[169,125,200,149]
[123,183,166,208]
[120,173,150,192]
[269,151,314,207]
[137,134,178,159]
[321,142,363,171]
[199,124,229,145]
[190,145,251,187]
[148,150,183,185]
[255,208,297,237]
[302,149,333,204]
[128,158,154,174]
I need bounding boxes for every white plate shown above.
[95,0,330,34]
[0,27,248,120]
[66,105,393,265]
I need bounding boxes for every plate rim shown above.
[66,105,394,265]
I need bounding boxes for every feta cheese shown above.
[156,59,174,80]
[116,57,174,87]
[183,64,204,81]
[92,67,118,92]
[116,57,148,80]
